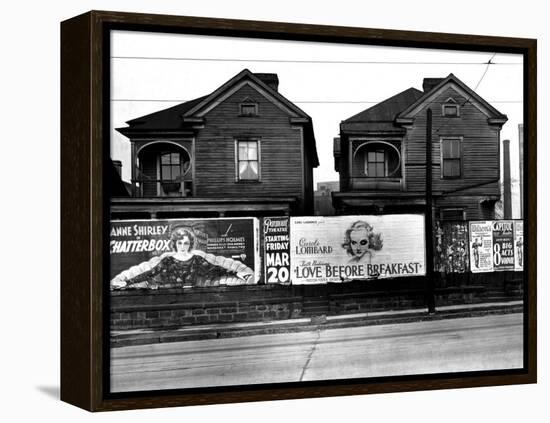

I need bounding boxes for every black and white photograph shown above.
[106,28,527,394]
[4,0,548,419]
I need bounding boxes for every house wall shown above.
[303,131,315,214]
[405,87,501,205]
[434,195,496,220]
[193,84,306,212]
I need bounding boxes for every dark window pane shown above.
[161,154,170,164]
[451,139,460,158]
[171,153,180,164]
[442,139,460,159]
[241,104,257,115]
[367,151,376,162]
[451,160,460,176]
[444,105,458,116]
[161,165,171,180]
[442,140,451,158]
[444,161,451,176]
[171,166,181,179]
[443,159,460,177]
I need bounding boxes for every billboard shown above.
[289,215,425,284]
[110,218,260,289]
[263,217,291,284]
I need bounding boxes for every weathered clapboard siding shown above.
[194,84,304,206]
[405,87,500,196]
[435,196,496,221]
[303,135,314,215]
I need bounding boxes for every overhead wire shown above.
[433,52,500,135]
[111,55,521,65]
[110,53,521,106]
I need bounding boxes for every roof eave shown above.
[114,127,196,138]
[398,73,507,120]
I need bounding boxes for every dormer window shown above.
[442,98,460,117]
[240,103,258,116]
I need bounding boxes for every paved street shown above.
[110,313,523,392]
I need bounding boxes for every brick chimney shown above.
[422,78,444,92]
[254,73,279,91]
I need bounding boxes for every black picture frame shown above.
[60,10,536,411]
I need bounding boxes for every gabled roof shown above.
[345,87,425,122]
[397,73,507,123]
[123,95,208,130]
[341,87,424,133]
[116,69,319,167]
[182,69,309,119]
[340,73,508,134]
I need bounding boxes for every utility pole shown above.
[503,139,512,219]
[425,108,436,314]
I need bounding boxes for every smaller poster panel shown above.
[492,220,515,271]
[434,221,470,273]
[263,217,291,284]
[514,220,524,271]
[469,221,494,273]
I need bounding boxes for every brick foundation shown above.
[111,272,523,330]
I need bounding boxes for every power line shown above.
[473,53,497,92]
[433,53,501,134]
[111,55,521,65]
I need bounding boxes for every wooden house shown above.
[333,74,507,220]
[112,69,318,219]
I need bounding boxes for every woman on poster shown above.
[342,220,383,264]
[110,227,254,289]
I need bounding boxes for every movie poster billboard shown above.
[289,215,425,284]
[110,218,260,289]
[514,220,524,271]
[469,221,493,273]
[492,220,515,271]
[263,217,291,284]
[434,221,469,273]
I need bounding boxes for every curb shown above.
[111,301,523,347]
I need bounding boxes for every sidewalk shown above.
[111,300,523,347]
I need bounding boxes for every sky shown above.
[110,30,524,217]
